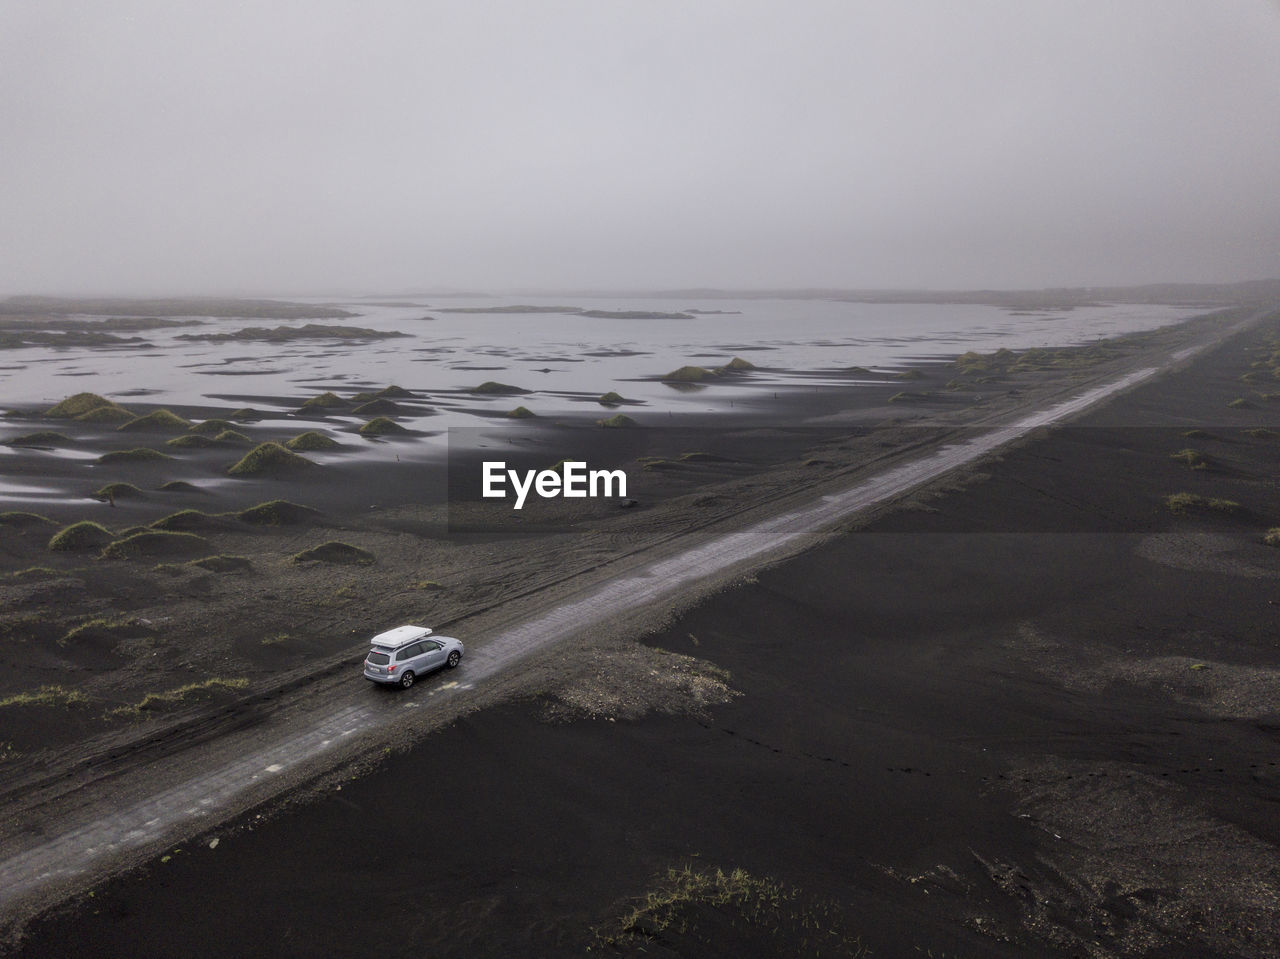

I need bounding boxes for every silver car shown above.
[363,625,463,688]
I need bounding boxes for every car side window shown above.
[397,643,421,661]
[423,641,441,652]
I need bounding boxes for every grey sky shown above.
[3,1,1278,295]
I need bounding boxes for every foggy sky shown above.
[3,1,1279,296]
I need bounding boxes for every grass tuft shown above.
[505,405,536,418]
[4,431,73,447]
[112,678,249,716]
[661,365,717,383]
[598,391,625,406]
[0,685,90,709]
[0,511,57,529]
[93,482,146,500]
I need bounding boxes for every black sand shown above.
[6,310,1280,957]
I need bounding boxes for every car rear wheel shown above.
[446,650,461,669]
[399,671,415,689]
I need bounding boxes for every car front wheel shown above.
[446,650,461,668]
[399,671,415,689]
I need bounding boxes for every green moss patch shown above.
[49,521,115,551]
[188,554,253,573]
[116,409,192,432]
[1227,397,1253,409]
[62,615,156,646]
[298,391,347,411]
[598,391,625,406]
[229,408,263,422]
[0,511,56,529]
[213,429,253,446]
[352,398,400,416]
[1169,449,1210,470]
[470,381,530,395]
[157,480,203,493]
[148,510,226,532]
[187,418,237,436]
[1165,493,1243,515]
[4,431,73,447]
[237,499,319,525]
[506,406,536,419]
[44,393,116,418]
[74,405,136,424]
[358,417,409,436]
[98,447,173,464]
[116,678,250,715]
[719,356,756,371]
[93,482,145,500]
[226,442,315,476]
[0,685,90,709]
[662,365,718,383]
[285,431,340,451]
[165,434,216,448]
[290,541,375,565]
[101,530,211,559]
[598,413,638,428]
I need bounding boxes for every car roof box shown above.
[371,624,433,648]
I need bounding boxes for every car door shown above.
[415,640,446,674]
[397,642,424,676]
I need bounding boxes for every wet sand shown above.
[4,306,1280,956]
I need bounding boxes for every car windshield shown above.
[367,652,389,665]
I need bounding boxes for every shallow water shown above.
[0,298,1199,428]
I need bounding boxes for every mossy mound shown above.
[662,366,718,383]
[470,381,530,395]
[352,398,400,416]
[237,499,319,525]
[213,429,253,446]
[374,384,413,398]
[187,418,237,436]
[49,521,115,551]
[93,482,145,500]
[98,448,173,464]
[5,431,73,447]
[226,442,315,476]
[598,391,625,406]
[116,409,192,432]
[298,392,347,411]
[157,480,203,493]
[166,434,217,449]
[74,405,136,424]
[229,408,264,422]
[1227,398,1253,409]
[598,414,638,428]
[0,511,57,529]
[358,417,409,436]
[285,431,340,451]
[506,406,536,419]
[1170,449,1210,470]
[719,357,756,371]
[188,555,253,573]
[101,531,211,559]
[44,393,116,418]
[895,368,925,381]
[290,541,375,566]
[149,509,226,532]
